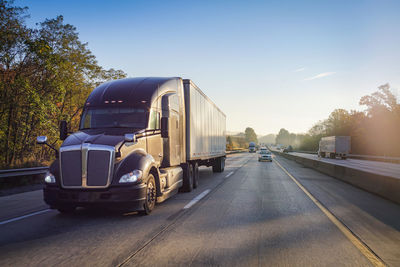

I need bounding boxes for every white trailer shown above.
[318,136,351,159]
[183,79,226,171]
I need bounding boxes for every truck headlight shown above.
[44,172,56,183]
[119,170,143,183]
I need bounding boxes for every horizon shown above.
[16,0,400,135]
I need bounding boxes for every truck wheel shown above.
[320,152,326,158]
[57,205,76,214]
[180,163,193,192]
[192,162,199,189]
[141,174,156,215]
[212,157,225,173]
[330,153,336,159]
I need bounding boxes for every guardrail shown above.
[0,167,48,179]
[270,148,400,164]
[226,149,248,154]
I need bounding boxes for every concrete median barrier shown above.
[273,151,400,205]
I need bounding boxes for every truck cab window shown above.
[79,108,146,129]
[148,110,160,130]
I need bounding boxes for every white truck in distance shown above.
[318,136,351,159]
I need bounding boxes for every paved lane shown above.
[1,153,399,266]
[275,155,400,267]
[0,153,252,266]
[122,154,374,266]
[290,152,400,179]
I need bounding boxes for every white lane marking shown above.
[225,171,234,178]
[0,209,52,226]
[183,189,211,210]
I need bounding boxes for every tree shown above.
[359,83,399,116]
[325,109,352,136]
[244,127,258,144]
[275,128,290,146]
[0,1,126,168]
[357,84,400,156]
[259,134,276,144]
[226,136,233,150]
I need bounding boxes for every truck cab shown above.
[249,142,256,153]
[37,77,226,214]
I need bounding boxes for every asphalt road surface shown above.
[0,153,399,266]
[289,152,400,179]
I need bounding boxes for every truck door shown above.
[168,96,180,165]
[161,94,181,167]
[147,109,163,166]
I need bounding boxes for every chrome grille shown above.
[60,150,82,186]
[59,144,115,188]
[87,150,111,186]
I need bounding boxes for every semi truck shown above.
[318,136,351,159]
[37,77,226,214]
[249,142,256,153]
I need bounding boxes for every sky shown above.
[16,0,400,135]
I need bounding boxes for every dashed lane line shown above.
[0,209,52,226]
[183,189,211,209]
[225,171,234,178]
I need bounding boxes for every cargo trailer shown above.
[318,136,351,159]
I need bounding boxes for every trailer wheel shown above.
[192,162,199,189]
[141,174,156,215]
[180,163,193,192]
[212,157,225,173]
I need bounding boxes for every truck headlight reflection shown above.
[119,170,143,183]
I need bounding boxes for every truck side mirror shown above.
[36,135,58,158]
[124,133,136,143]
[161,117,168,138]
[37,136,48,144]
[60,120,68,140]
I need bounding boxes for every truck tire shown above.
[320,152,326,158]
[192,162,199,189]
[330,153,336,159]
[141,174,156,215]
[180,163,193,192]
[212,157,225,173]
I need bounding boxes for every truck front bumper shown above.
[44,184,147,210]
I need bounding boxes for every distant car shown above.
[258,148,272,162]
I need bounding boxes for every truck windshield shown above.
[80,107,147,129]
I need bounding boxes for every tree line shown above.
[275,84,400,156]
[0,1,126,168]
[226,127,258,150]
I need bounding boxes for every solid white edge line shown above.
[0,209,52,226]
[183,189,211,209]
[225,171,234,178]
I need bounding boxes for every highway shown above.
[1,153,399,266]
[289,152,400,179]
